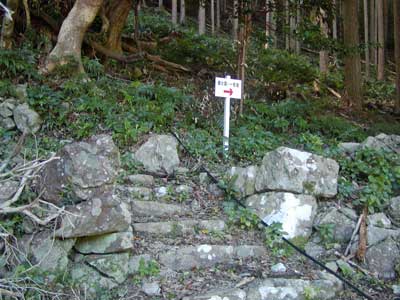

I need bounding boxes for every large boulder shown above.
[255,147,339,197]
[366,238,400,280]
[13,103,42,134]
[228,165,258,197]
[134,135,180,175]
[389,196,400,224]
[39,135,120,204]
[361,133,400,154]
[246,192,317,239]
[55,194,131,239]
[75,230,134,254]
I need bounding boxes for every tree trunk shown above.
[159,0,163,8]
[364,0,370,78]
[285,0,289,50]
[106,0,132,53]
[265,0,270,48]
[172,0,177,24]
[319,8,328,73]
[394,0,400,114]
[216,0,220,31]
[198,0,206,35]
[332,0,338,39]
[0,0,19,49]
[295,2,301,53]
[233,0,239,40]
[44,0,104,74]
[180,0,186,24]
[343,0,363,110]
[377,0,384,80]
[211,0,215,35]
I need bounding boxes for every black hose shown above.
[170,129,374,300]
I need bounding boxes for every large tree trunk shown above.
[377,0,384,80]
[106,0,132,53]
[370,0,376,65]
[0,0,19,49]
[211,0,215,35]
[394,0,400,114]
[319,8,329,74]
[43,0,104,74]
[332,0,338,40]
[233,0,239,40]
[216,0,220,31]
[198,0,206,35]
[343,0,363,110]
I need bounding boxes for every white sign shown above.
[215,77,242,99]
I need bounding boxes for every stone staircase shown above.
[115,176,343,300]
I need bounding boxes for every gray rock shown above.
[315,207,356,243]
[159,245,266,271]
[208,183,224,197]
[338,142,361,154]
[131,200,185,217]
[155,186,168,198]
[389,196,400,224]
[142,281,161,296]
[246,192,317,239]
[81,252,130,284]
[176,184,193,194]
[0,99,16,117]
[71,263,118,295]
[336,259,355,275]
[247,278,342,300]
[127,174,154,187]
[18,231,75,276]
[39,135,120,204]
[75,230,133,254]
[367,213,391,228]
[393,285,400,295]
[366,238,400,279]
[13,103,41,134]
[0,180,19,201]
[325,261,338,273]
[134,135,180,175]
[228,165,258,197]
[361,133,400,154]
[255,147,339,197]
[129,186,153,200]
[128,254,152,274]
[304,241,326,259]
[0,117,15,130]
[367,226,400,246]
[15,84,27,101]
[183,288,246,300]
[55,194,131,238]
[133,220,225,235]
[271,263,287,273]
[199,172,209,185]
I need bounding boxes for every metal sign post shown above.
[215,76,242,156]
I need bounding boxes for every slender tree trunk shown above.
[377,0,385,80]
[319,8,329,73]
[332,0,338,40]
[216,0,220,31]
[43,0,104,74]
[106,0,132,53]
[343,0,363,110]
[265,0,271,48]
[233,0,239,40]
[172,0,177,24]
[211,0,215,35]
[159,0,163,8]
[295,2,301,54]
[180,0,186,24]
[285,0,290,50]
[198,0,206,35]
[0,0,19,49]
[394,0,400,114]
[364,0,370,78]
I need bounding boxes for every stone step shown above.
[132,219,226,235]
[130,200,187,218]
[183,274,343,300]
[158,244,267,271]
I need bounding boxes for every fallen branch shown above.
[344,214,363,256]
[356,207,368,262]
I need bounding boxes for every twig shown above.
[334,251,376,277]
[344,214,363,256]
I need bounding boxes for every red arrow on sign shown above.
[224,88,233,96]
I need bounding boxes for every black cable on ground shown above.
[170,129,374,300]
